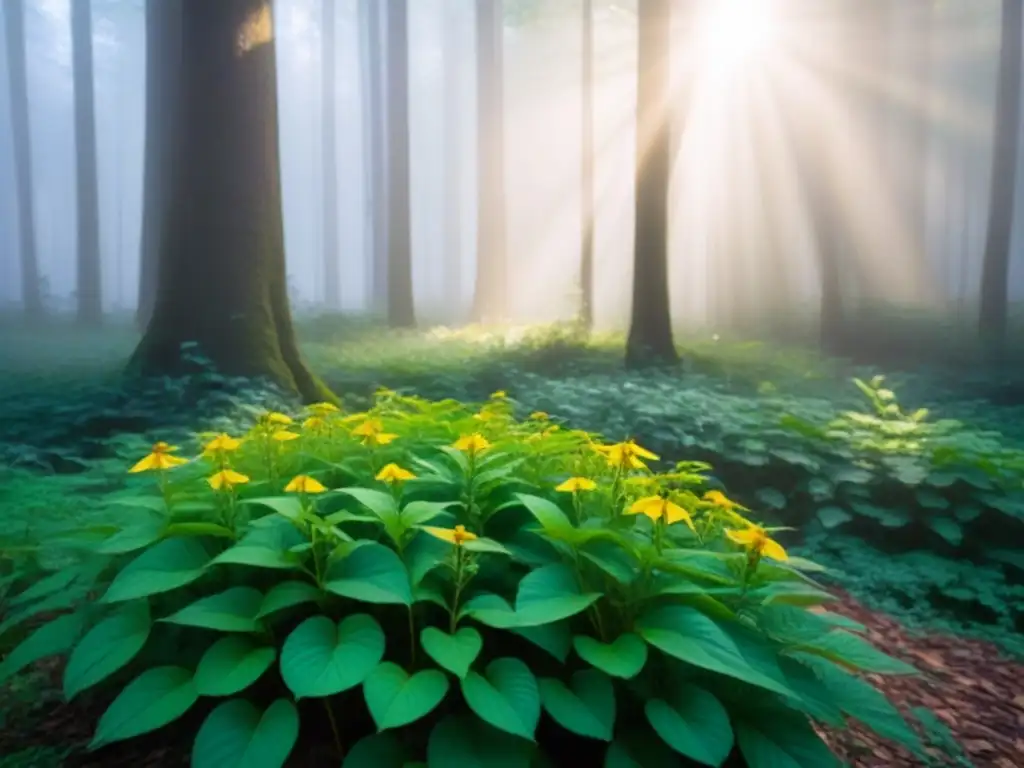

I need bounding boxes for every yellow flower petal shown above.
[725,527,758,547]
[529,411,549,421]
[208,469,250,490]
[761,538,788,562]
[204,433,241,454]
[375,463,416,483]
[284,474,327,493]
[625,496,665,522]
[453,434,491,454]
[352,418,384,437]
[663,501,696,531]
[272,430,300,442]
[423,524,477,546]
[555,477,597,493]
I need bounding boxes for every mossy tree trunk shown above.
[129,0,333,404]
[385,0,415,328]
[321,0,340,309]
[137,0,181,332]
[979,0,1022,359]
[470,0,508,324]
[625,0,677,368]
[4,0,43,323]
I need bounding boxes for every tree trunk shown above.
[360,0,388,314]
[979,0,1022,357]
[137,0,181,331]
[625,0,677,368]
[321,0,340,309]
[470,0,507,324]
[2,0,42,322]
[71,0,103,328]
[579,0,594,330]
[442,1,463,323]
[385,0,415,328]
[129,0,333,404]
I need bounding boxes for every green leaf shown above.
[256,580,321,618]
[420,626,482,678]
[604,726,681,768]
[64,603,151,700]
[241,496,307,522]
[89,666,199,750]
[96,515,166,555]
[463,537,512,556]
[792,630,917,675]
[537,670,615,741]
[756,488,786,511]
[399,500,453,527]
[513,621,572,662]
[928,517,963,546]
[427,714,534,768]
[636,606,790,696]
[324,542,412,605]
[734,710,839,768]
[212,544,299,570]
[815,506,851,530]
[191,698,298,768]
[514,563,600,626]
[644,684,733,766]
[0,611,86,685]
[280,614,385,699]
[165,522,235,539]
[342,733,410,768]
[194,637,277,696]
[461,657,541,741]
[160,587,263,633]
[101,537,212,602]
[363,661,450,730]
[460,593,521,629]
[336,488,401,524]
[573,634,647,679]
[515,493,574,533]
[8,568,79,606]
[915,488,949,511]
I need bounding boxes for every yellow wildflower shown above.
[424,524,477,546]
[529,411,549,421]
[283,474,327,494]
[596,440,659,471]
[272,430,300,442]
[703,490,745,510]
[473,409,498,421]
[491,390,508,399]
[453,433,491,455]
[203,433,242,455]
[261,412,293,426]
[376,463,416,484]
[129,442,188,473]
[725,525,788,562]
[369,432,398,446]
[302,416,326,432]
[625,495,695,531]
[306,402,339,416]
[352,418,384,437]
[208,469,250,491]
[556,477,597,493]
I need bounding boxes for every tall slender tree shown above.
[2,0,42,322]
[359,0,388,313]
[471,0,507,323]
[321,0,340,308]
[579,0,595,330]
[130,0,332,403]
[71,0,103,327]
[137,0,182,331]
[979,0,1022,356]
[625,0,677,367]
[384,0,414,328]
[442,0,463,322]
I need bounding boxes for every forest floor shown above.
[1,315,1023,766]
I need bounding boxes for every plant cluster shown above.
[0,390,932,767]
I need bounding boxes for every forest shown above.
[0,0,1023,766]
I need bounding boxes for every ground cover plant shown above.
[0,388,937,767]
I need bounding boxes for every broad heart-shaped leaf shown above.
[280,614,384,699]
[240,496,308,522]
[399,500,454,527]
[420,626,482,678]
[101,537,212,603]
[538,670,615,741]
[513,563,601,626]
[573,633,647,679]
[363,661,449,730]
[427,714,535,768]
[734,709,840,768]
[335,487,400,524]
[256,580,321,618]
[515,493,575,533]
[792,630,917,675]
[460,593,521,629]
[324,542,412,605]
[815,506,852,530]
[95,513,166,555]
[342,733,410,767]
[89,666,199,750]
[194,637,277,696]
[928,517,963,546]
[64,603,151,700]
[636,606,791,696]
[0,611,86,685]
[160,587,264,633]
[460,658,541,741]
[191,698,298,768]
[644,684,733,766]
[514,621,572,662]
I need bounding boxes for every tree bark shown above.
[385,0,415,328]
[442,1,463,323]
[71,0,103,327]
[2,0,42,322]
[137,0,181,331]
[470,0,507,324]
[129,0,333,404]
[625,0,677,367]
[360,0,388,314]
[979,0,1022,357]
[321,0,340,309]
[579,0,595,330]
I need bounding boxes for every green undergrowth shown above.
[1,391,939,767]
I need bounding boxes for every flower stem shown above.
[407,606,417,667]
[324,698,343,756]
